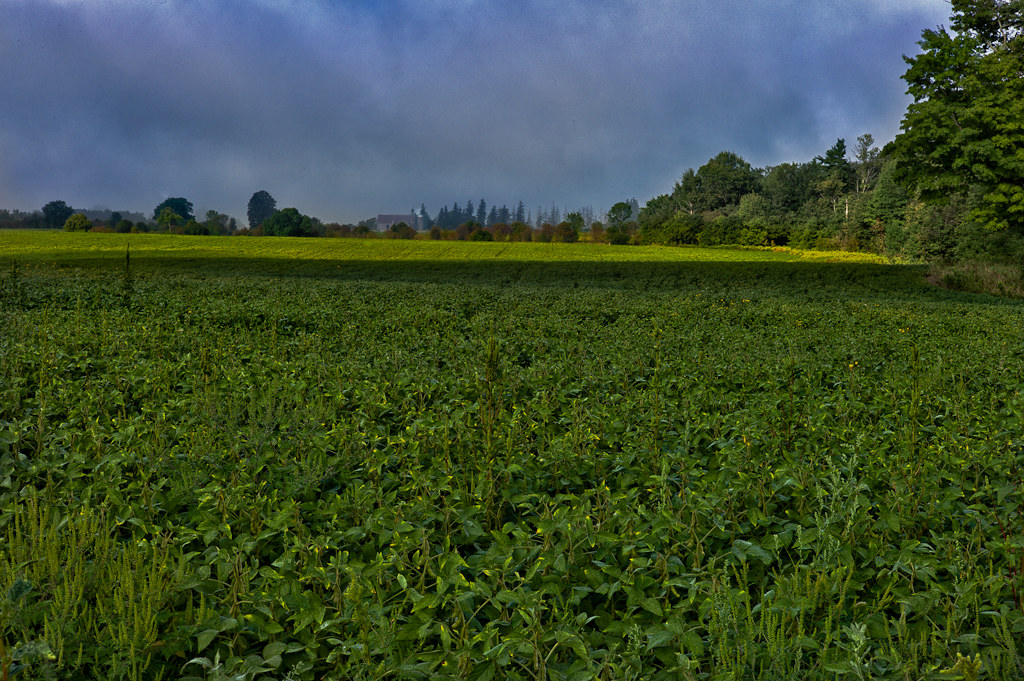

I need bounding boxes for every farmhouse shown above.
[376,214,420,232]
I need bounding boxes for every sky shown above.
[0,0,952,225]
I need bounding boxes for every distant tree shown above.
[469,226,493,241]
[156,207,183,230]
[515,201,526,224]
[490,223,512,241]
[109,211,123,226]
[205,210,230,235]
[153,197,194,222]
[534,223,555,243]
[555,211,584,242]
[63,213,93,232]
[761,163,818,215]
[115,219,134,233]
[816,175,848,215]
[863,160,910,231]
[553,221,579,243]
[387,221,416,239]
[43,200,74,229]
[853,134,882,194]
[510,222,532,242]
[247,190,277,229]
[476,199,487,226]
[691,151,760,211]
[816,138,855,192]
[263,207,314,237]
[183,219,210,235]
[607,202,633,230]
[419,204,433,229]
[429,225,443,240]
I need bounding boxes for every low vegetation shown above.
[1,234,1023,680]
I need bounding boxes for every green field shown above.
[2,232,1023,680]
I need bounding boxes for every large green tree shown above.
[153,197,194,223]
[262,207,315,237]
[891,0,1023,232]
[673,151,760,213]
[247,190,277,229]
[42,200,74,229]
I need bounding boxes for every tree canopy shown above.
[247,190,277,229]
[153,197,195,223]
[890,0,1024,232]
[262,207,315,237]
[63,213,93,232]
[43,200,74,229]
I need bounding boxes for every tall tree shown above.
[891,0,1024,232]
[816,138,855,192]
[476,199,487,226]
[42,200,74,229]
[853,134,882,194]
[247,190,277,229]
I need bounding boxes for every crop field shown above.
[2,232,1024,680]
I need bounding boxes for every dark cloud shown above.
[0,0,950,223]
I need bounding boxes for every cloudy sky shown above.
[1,0,950,224]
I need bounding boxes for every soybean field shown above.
[1,232,1023,680]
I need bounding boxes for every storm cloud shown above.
[0,0,950,223]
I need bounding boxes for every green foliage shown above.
[685,151,760,213]
[247,191,277,230]
[62,213,93,232]
[153,197,195,223]
[42,201,74,230]
[891,0,1024,233]
[262,207,315,237]
[387,222,417,239]
[2,228,1024,678]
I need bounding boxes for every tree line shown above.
[4,1,1018,263]
[635,0,1022,262]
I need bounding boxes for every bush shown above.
[62,213,92,232]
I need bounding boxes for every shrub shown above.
[62,213,92,232]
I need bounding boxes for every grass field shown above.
[2,231,1023,680]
